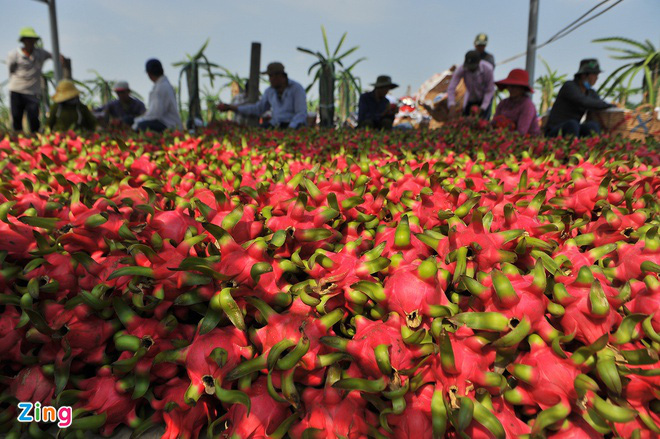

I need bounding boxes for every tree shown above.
[593,36,660,107]
[534,57,567,114]
[298,26,364,127]
[336,60,363,126]
[173,39,219,129]
[84,70,115,109]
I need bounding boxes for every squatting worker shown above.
[133,58,182,133]
[357,75,399,129]
[97,81,146,127]
[545,58,614,138]
[447,50,495,119]
[474,33,495,68]
[7,27,52,133]
[217,62,308,129]
[47,79,97,132]
[492,69,540,136]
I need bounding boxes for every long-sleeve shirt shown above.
[102,97,146,122]
[134,75,182,129]
[7,47,51,96]
[546,80,613,128]
[447,61,495,111]
[493,95,540,136]
[237,79,307,128]
[358,91,389,126]
[480,51,495,68]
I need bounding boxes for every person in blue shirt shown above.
[96,81,146,127]
[217,62,307,129]
[358,75,399,129]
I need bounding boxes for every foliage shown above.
[173,39,219,128]
[298,26,365,127]
[534,57,567,115]
[336,61,362,126]
[593,36,660,107]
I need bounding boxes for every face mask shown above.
[583,80,592,90]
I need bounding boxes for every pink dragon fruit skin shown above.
[180,327,253,398]
[463,266,557,342]
[76,366,139,436]
[382,259,451,328]
[546,415,603,438]
[24,252,78,300]
[553,268,624,345]
[344,314,431,382]
[288,386,372,439]
[250,300,339,373]
[152,377,217,439]
[614,370,660,439]
[445,394,531,439]
[0,305,27,365]
[505,335,586,417]
[221,377,293,438]
[629,275,660,334]
[426,326,502,396]
[385,384,434,439]
[9,366,55,405]
[374,216,431,263]
[41,302,116,364]
[608,238,660,283]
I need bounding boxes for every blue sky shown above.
[2,0,658,107]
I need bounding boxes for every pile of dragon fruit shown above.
[1,122,659,439]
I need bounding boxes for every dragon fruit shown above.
[152,377,217,439]
[322,313,434,389]
[380,257,453,328]
[462,262,558,342]
[8,366,55,405]
[552,266,626,345]
[155,327,253,406]
[288,386,374,438]
[76,366,140,436]
[220,377,294,438]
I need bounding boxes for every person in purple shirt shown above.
[492,69,540,136]
[97,81,146,127]
[447,50,495,119]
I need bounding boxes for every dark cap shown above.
[145,58,164,76]
[263,62,286,75]
[575,58,602,76]
[464,50,481,71]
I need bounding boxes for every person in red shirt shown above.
[492,69,540,136]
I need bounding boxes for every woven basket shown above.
[417,69,466,128]
[589,104,660,141]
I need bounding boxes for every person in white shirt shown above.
[133,58,182,132]
[217,62,307,129]
[7,27,52,133]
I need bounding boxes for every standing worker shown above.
[7,27,52,133]
[447,50,495,119]
[474,33,495,68]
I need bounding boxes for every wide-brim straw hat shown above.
[371,75,398,89]
[495,69,533,93]
[19,27,40,41]
[52,79,80,103]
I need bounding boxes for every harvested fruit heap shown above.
[0,122,659,438]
